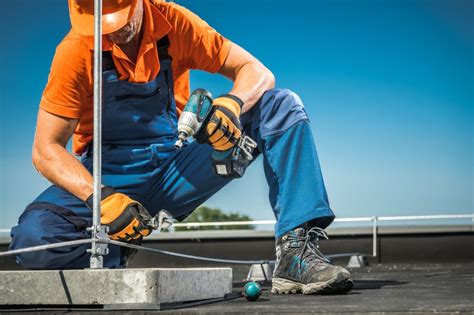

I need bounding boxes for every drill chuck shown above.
[174,90,213,148]
[174,131,188,149]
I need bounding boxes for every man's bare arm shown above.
[218,42,275,113]
[32,109,93,201]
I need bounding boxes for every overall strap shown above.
[102,51,115,71]
[157,35,172,62]
[157,35,173,97]
[102,35,171,72]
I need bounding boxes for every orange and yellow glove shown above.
[85,186,153,241]
[205,94,244,151]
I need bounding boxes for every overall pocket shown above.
[82,145,155,175]
[115,87,161,101]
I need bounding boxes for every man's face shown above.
[107,0,144,45]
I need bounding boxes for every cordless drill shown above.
[174,89,257,178]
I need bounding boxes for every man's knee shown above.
[10,209,88,269]
[256,88,309,137]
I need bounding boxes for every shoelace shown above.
[287,227,331,266]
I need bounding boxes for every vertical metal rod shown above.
[372,216,378,258]
[90,0,104,269]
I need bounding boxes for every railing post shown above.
[372,216,378,258]
[88,0,108,269]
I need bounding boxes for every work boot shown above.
[271,226,353,294]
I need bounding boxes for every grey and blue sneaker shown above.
[271,226,353,294]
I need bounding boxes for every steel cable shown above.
[0,238,272,264]
[0,239,94,258]
[106,239,273,265]
[0,237,361,264]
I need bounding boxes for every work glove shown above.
[85,186,153,241]
[205,94,244,151]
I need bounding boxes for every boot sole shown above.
[271,274,353,295]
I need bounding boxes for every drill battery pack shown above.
[211,135,257,178]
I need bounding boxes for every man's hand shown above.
[206,94,244,151]
[86,186,154,241]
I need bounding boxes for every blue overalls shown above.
[10,37,335,269]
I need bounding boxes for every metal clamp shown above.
[87,225,109,268]
[148,209,174,233]
[237,135,257,161]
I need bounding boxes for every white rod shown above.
[1,214,472,233]
[170,214,473,228]
[172,220,276,227]
[378,214,474,221]
[334,217,374,222]
[90,0,103,269]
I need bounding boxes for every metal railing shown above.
[1,214,472,259]
[170,214,473,257]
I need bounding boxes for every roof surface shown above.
[173,263,473,314]
[1,263,472,314]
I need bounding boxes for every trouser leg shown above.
[9,186,125,269]
[241,89,335,237]
[146,89,335,237]
[145,141,232,220]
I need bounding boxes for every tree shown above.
[175,206,254,231]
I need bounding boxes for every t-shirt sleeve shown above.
[40,37,92,119]
[163,2,232,73]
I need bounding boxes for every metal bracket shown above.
[246,262,274,282]
[347,254,369,268]
[237,135,257,161]
[87,225,109,268]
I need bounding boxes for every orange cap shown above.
[68,0,138,36]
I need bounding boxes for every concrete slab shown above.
[0,268,232,307]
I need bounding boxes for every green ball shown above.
[244,281,262,301]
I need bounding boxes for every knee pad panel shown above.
[256,89,309,137]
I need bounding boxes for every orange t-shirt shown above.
[40,0,232,155]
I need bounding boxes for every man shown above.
[10,0,353,294]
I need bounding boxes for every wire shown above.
[106,239,273,265]
[0,237,271,264]
[0,239,93,258]
[0,237,362,264]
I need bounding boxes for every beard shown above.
[107,1,143,45]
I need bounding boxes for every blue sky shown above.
[0,0,472,229]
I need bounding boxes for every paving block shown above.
[0,268,232,307]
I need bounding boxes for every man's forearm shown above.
[229,61,275,113]
[218,43,275,113]
[33,143,93,201]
